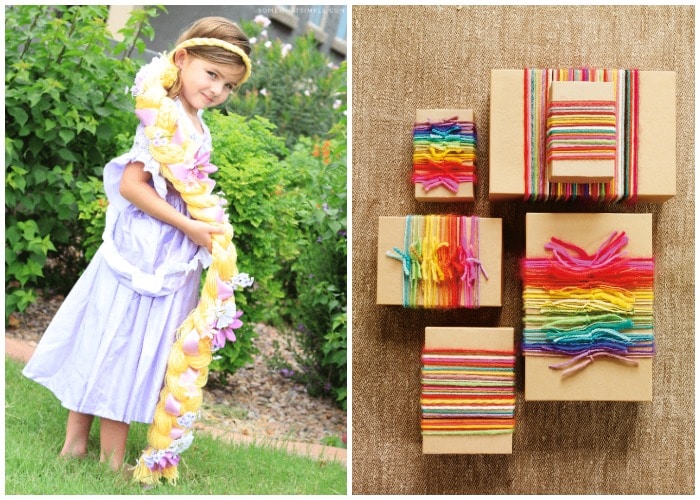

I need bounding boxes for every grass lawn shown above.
[5,357,347,495]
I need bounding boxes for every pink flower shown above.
[193,148,218,176]
[147,451,180,471]
[178,149,218,193]
[211,310,244,350]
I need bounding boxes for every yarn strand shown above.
[387,215,487,309]
[413,117,477,192]
[521,231,654,377]
[421,348,516,435]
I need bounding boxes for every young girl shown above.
[23,17,252,482]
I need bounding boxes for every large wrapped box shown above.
[422,327,515,454]
[377,216,502,308]
[523,213,654,401]
[490,69,676,202]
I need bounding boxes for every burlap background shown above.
[351,5,694,494]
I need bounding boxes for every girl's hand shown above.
[182,219,224,252]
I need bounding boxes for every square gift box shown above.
[523,212,654,401]
[422,327,515,454]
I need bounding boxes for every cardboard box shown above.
[489,69,676,202]
[422,327,514,454]
[524,213,653,401]
[414,109,476,202]
[377,216,502,307]
[547,81,616,184]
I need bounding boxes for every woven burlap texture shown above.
[351,5,694,494]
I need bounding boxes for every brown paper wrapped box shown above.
[414,109,475,202]
[490,69,676,202]
[376,216,502,307]
[423,327,514,454]
[524,212,653,401]
[547,81,616,183]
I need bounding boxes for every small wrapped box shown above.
[377,216,502,308]
[422,327,515,454]
[523,212,654,401]
[489,69,676,202]
[413,109,476,202]
[547,81,616,184]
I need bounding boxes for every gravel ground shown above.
[6,292,347,445]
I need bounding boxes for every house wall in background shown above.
[107,5,346,62]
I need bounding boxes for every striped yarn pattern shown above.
[386,215,487,308]
[524,68,639,202]
[546,100,617,161]
[521,231,654,377]
[421,349,515,435]
[412,117,476,193]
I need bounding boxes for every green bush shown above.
[229,20,346,148]
[5,5,163,321]
[205,110,300,376]
[282,123,348,409]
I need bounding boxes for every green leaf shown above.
[7,107,29,127]
[27,92,42,108]
[58,129,75,144]
[57,148,78,162]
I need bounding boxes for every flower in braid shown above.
[129,18,253,486]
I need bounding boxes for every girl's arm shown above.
[119,161,223,251]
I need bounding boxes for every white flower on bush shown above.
[333,99,342,110]
[281,43,292,57]
[260,29,268,38]
[260,88,268,97]
[249,37,257,44]
[254,15,271,27]
[264,40,272,49]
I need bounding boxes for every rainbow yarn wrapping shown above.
[521,231,654,377]
[412,117,476,193]
[421,349,515,435]
[525,68,639,202]
[127,52,252,485]
[546,100,617,162]
[386,215,487,308]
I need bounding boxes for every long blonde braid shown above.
[130,36,252,485]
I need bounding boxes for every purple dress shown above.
[23,100,212,424]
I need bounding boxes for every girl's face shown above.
[174,49,247,115]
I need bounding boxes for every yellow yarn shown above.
[130,41,249,486]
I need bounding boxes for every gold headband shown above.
[172,37,252,85]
